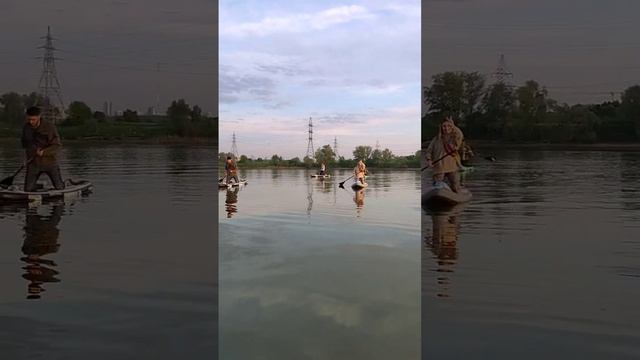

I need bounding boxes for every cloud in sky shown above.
[219,1,421,158]
[221,5,375,37]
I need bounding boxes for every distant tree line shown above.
[423,71,640,143]
[219,144,421,169]
[0,91,217,139]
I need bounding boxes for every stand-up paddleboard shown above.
[218,179,247,189]
[422,181,472,207]
[351,180,368,190]
[0,179,93,203]
[311,174,331,179]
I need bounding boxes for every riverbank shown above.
[0,136,216,146]
[471,141,640,151]
[421,140,640,151]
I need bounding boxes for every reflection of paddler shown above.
[21,204,63,300]
[424,208,462,298]
[225,187,239,218]
[354,189,365,208]
[224,156,239,184]
[429,213,459,262]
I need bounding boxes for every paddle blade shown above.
[0,175,15,188]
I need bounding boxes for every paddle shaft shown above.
[338,174,354,187]
[0,158,34,187]
[421,151,456,171]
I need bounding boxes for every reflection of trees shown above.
[21,203,64,300]
[271,168,280,182]
[620,153,640,212]
[423,205,464,299]
[225,187,239,218]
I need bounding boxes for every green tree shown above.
[66,101,92,125]
[191,105,203,122]
[93,111,107,122]
[352,145,372,161]
[0,92,25,128]
[425,71,485,126]
[22,92,43,108]
[370,148,382,166]
[314,144,336,165]
[303,156,315,167]
[479,83,515,139]
[271,154,283,166]
[167,99,192,136]
[381,148,394,162]
[122,109,139,122]
[621,85,640,138]
[289,157,302,166]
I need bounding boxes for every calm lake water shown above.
[0,143,217,359]
[219,168,421,359]
[422,149,640,359]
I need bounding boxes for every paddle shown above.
[420,151,457,172]
[0,166,25,188]
[0,158,33,188]
[338,174,354,188]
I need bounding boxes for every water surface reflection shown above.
[220,168,420,359]
[422,149,640,360]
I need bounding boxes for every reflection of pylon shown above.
[37,26,65,124]
[333,136,338,158]
[231,132,239,159]
[306,117,315,160]
[492,54,513,85]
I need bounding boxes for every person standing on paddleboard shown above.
[425,117,462,192]
[319,162,326,175]
[224,156,239,184]
[354,159,367,185]
[21,107,65,192]
[460,140,474,167]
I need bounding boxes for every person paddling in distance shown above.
[354,159,367,185]
[425,117,463,193]
[224,156,239,184]
[21,107,65,192]
[460,140,474,167]
[319,162,327,176]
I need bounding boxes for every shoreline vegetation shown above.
[219,144,422,169]
[422,71,640,145]
[0,92,217,142]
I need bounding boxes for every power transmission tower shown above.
[333,136,339,158]
[37,26,65,124]
[231,132,239,159]
[375,139,381,152]
[492,53,514,86]
[306,117,315,160]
